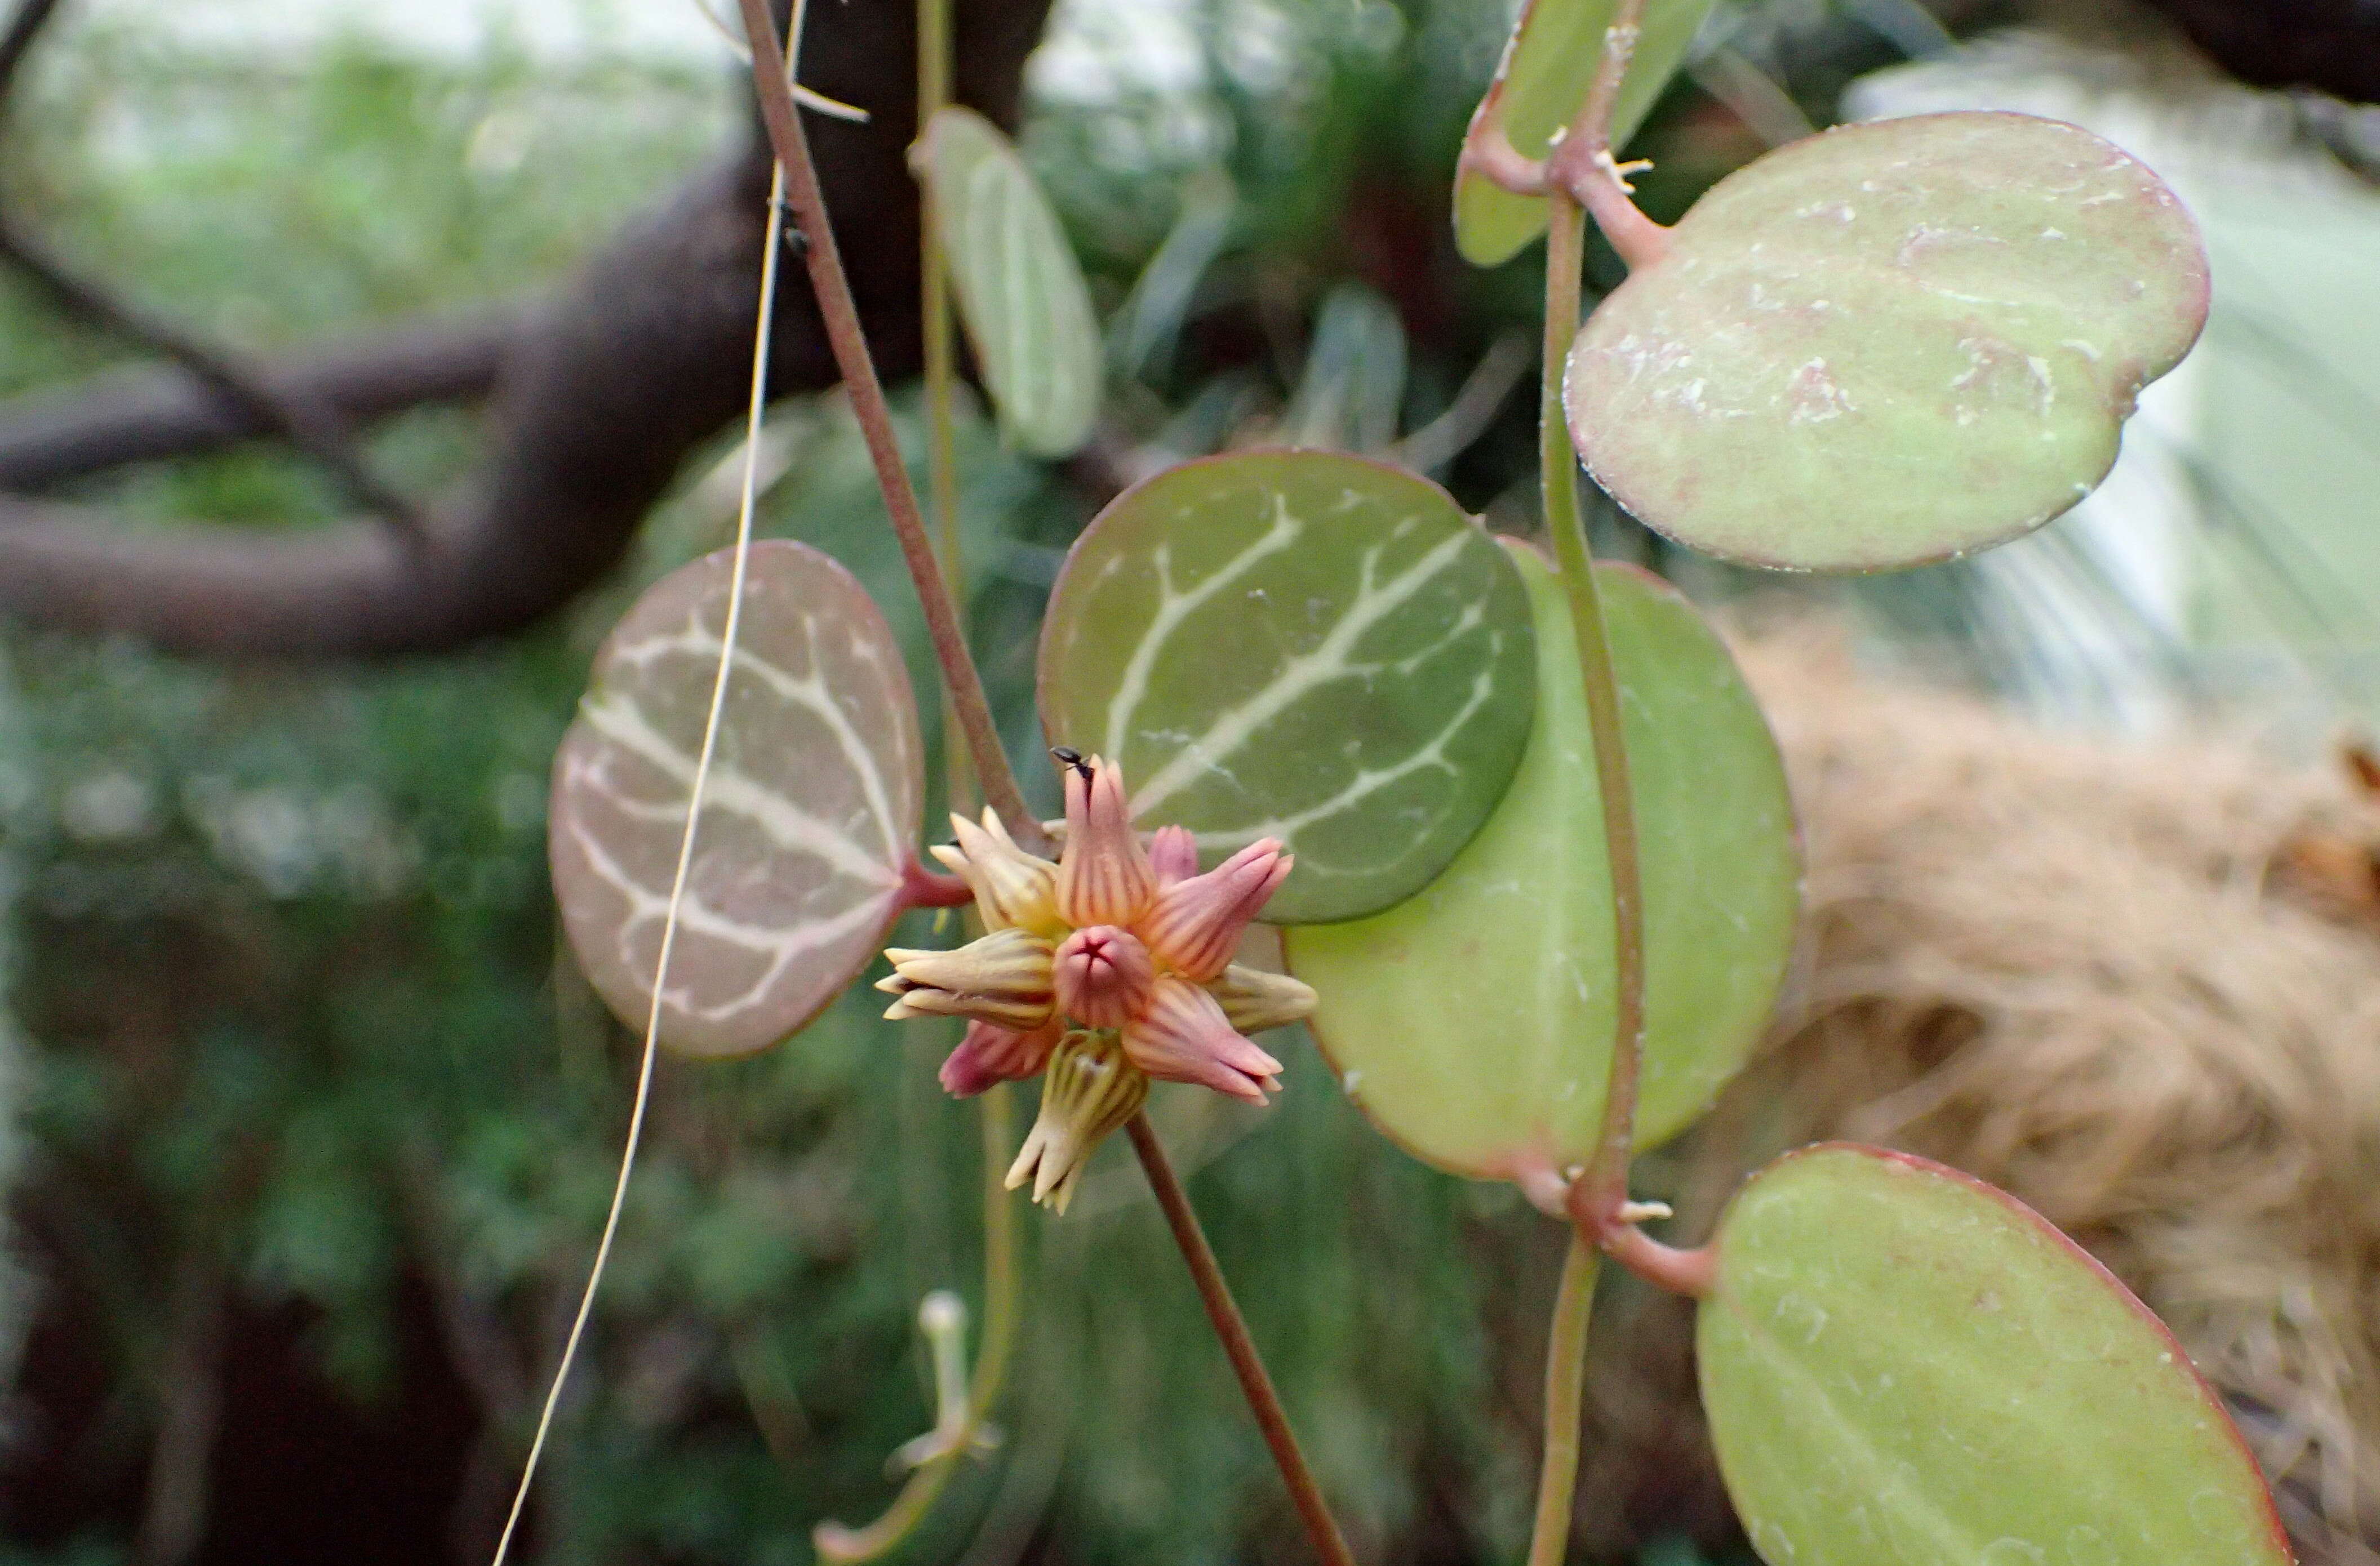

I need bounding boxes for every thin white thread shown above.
[489,25,805,1564]
[683,0,871,119]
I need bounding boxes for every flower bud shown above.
[1121,976,1284,1104]
[1148,825,1200,887]
[878,927,1055,1030]
[1202,964,1318,1035]
[1055,755,1157,928]
[1006,1031,1148,1213]
[1139,838,1291,983]
[930,808,1063,936]
[939,1018,1062,1097]
[1051,924,1156,1029]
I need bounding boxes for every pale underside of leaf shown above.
[1699,1145,2290,1566]
[1282,545,1798,1178]
[924,106,1102,458]
[1453,0,1716,268]
[550,541,923,1057]
[1566,111,2211,572]
[1036,450,1536,924]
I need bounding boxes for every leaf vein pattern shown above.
[1722,1293,1997,1565]
[607,612,904,867]
[1199,660,1499,866]
[1099,493,1306,760]
[563,808,889,1024]
[579,694,896,887]
[1131,521,1474,815]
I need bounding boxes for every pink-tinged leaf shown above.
[1567,112,2210,572]
[1699,1144,2292,1566]
[549,540,924,1058]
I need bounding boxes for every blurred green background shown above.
[0,1,2372,1563]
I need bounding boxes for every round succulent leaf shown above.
[549,540,924,1058]
[1453,0,1715,268]
[1281,545,1797,1178]
[918,106,1102,458]
[1566,111,2210,571]
[1699,1144,2290,1566]
[1036,450,1535,924]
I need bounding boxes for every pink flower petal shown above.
[940,1019,1062,1097]
[1138,838,1291,983]
[1052,924,1156,1030]
[1149,825,1200,887]
[1121,976,1284,1104]
[1055,756,1157,927]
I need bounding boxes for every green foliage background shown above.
[0,11,1628,1564]
[0,3,2082,1563]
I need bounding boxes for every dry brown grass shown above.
[1575,629,2380,1563]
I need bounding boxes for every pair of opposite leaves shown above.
[548,96,2209,1108]
[544,452,2281,1564]
[547,54,2267,1566]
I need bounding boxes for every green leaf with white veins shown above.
[1565,112,2210,571]
[549,540,923,1058]
[1036,450,1535,924]
[919,106,1102,457]
[1700,1144,2292,1566]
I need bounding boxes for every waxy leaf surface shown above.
[550,541,923,1058]
[1566,112,2209,570]
[1699,1144,2290,1566]
[1282,546,1796,1177]
[919,106,1102,457]
[1453,0,1714,267]
[1037,450,1534,924]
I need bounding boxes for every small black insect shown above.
[1049,746,1094,781]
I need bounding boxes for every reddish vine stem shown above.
[1455,0,1670,274]
[732,0,1045,855]
[1542,6,1669,273]
[1125,1114,1358,1566]
[899,857,977,907]
[737,8,1348,1555]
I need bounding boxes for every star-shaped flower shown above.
[877,755,1317,1212]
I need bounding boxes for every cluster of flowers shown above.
[878,757,1316,1212]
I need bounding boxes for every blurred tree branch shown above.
[0,311,516,488]
[0,0,1053,656]
[0,0,60,91]
[2139,0,2380,103]
[0,0,429,542]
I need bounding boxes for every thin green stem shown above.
[811,18,1019,1546]
[1524,1233,1599,1566]
[1125,1114,1358,1566]
[813,1085,1021,1564]
[1539,192,1646,1223]
[973,1082,1020,1404]
[917,0,970,820]
[732,0,1045,855]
